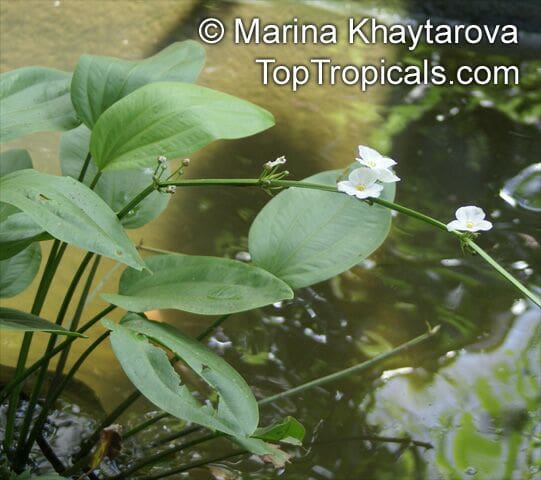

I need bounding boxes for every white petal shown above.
[475,220,493,231]
[337,181,357,196]
[446,220,464,231]
[356,157,372,168]
[357,145,382,163]
[378,156,397,168]
[364,183,384,198]
[456,206,484,222]
[349,167,378,186]
[376,168,400,183]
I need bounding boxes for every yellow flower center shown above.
[466,221,474,229]
[356,184,366,191]
[369,161,376,168]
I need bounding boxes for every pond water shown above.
[0,1,539,479]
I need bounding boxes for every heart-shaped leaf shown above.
[249,170,395,289]
[60,124,170,229]
[0,67,80,143]
[0,307,83,336]
[90,82,274,171]
[0,169,145,270]
[102,254,293,315]
[103,315,258,436]
[71,41,205,128]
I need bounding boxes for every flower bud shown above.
[165,185,176,194]
[157,155,167,164]
[182,158,190,167]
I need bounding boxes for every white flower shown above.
[356,145,400,183]
[337,167,384,199]
[265,156,286,169]
[446,206,493,232]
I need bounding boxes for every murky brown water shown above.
[1,1,539,479]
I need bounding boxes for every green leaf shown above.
[0,243,41,298]
[0,307,84,336]
[102,254,293,315]
[0,67,80,143]
[0,211,50,260]
[248,170,395,289]
[0,148,33,176]
[103,315,258,436]
[0,169,145,270]
[0,149,49,259]
[90,82,274,171]
[232,436,291,467]
[71,41,205,128]
[60,124,170,229]
[254,416,306,446]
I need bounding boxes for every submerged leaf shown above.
[249,169,395,289]
[0,169,145,270]
[102,254,293,315]
[71,41,205,128]
[103,316,259,436]
[0,66,80,142]
[90,82,274,171]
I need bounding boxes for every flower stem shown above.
[260,325,440,406]
[157,177,539,307]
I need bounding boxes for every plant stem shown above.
[25,332,112,466]
[123,411,170,439]
[3,240,65,458]
[71,314,231,468]
[108,433,219,480]
[88,171,102,189]
[259,325,441,406]
[464,238,541,306]
[158,177,539,307]
[78,153,92,182]
[135,449,246,480]
[0,305,116,403]
[13,251,96,461]
[117,184,156,219]
[53,255,102,382]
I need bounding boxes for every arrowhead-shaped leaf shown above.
[103,315,258,436]
[102,253,293,315]
[71,41,205,128]
[0,67,80,143]
[90,82,274,171]
[0,169,145,270]
[249,170,395,289]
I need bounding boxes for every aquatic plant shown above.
[0,41,538,479]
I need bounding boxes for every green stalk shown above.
[13,252,95,460]
[53,255,102,381]
[259,325,440,406]
[116,183,156,219]
[70,314,231,469]
[157,177,539,307]
[136,449,246,480]
[123,411,170,439]
[22,331,111,467]
[0,305,116,403]
[3,240,65,457]
[108,433,219,480]
[464,238,541,306]
[78,153,92,182]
